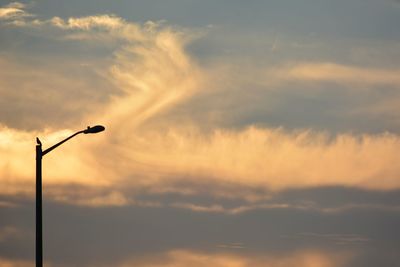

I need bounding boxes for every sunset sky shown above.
[1,0,400,266]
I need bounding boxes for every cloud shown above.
[0,258,31,267]
[2,123,400,207]
[0,3,169,43]
[0,2,30,20]
[44,14,151,42]
[108,127,400,193]
[50,15,125,30]
[294,233,370,246]
[194,38,400,97]
[2,195,397,266]
[0,4,399,267]
[0,201,17,208]
[210,61,400,94]
[0,226,21,242]
[267,62,400,88]
[113,249,352,267]
[0,11,203,205]
[170,201,400,215]
[1,9,400,208]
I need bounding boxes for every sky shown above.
[0,0,400,266]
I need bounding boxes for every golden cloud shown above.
[0,2,29,20]
[2,123,400,206]
[0,258,32,267]
[53,15,125,30]
[267,62,400,88]
[0,249,353,267]
[114,249,352,267]
[1,10,400,207]
[106,127,400,192]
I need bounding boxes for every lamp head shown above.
[83,125,105,134]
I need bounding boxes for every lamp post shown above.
[35,125,105,267]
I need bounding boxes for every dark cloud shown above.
[1,186,400,266]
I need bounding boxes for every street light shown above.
[35,125,105,267]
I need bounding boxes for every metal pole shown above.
[36,139,43,267]
[33,126,104,266]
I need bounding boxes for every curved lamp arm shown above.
[42,131,84,156]
[40,125,105,156]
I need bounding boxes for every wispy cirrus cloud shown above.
[212,62,400,90]
[2,123,400,207]
[112,127,400,192]
[112,249,352,267]
[294,232,370,246]
[1,2,400,267]
[171,200,400,215]
[0,3,400,208]
[271,62,400,88]
[0,249,353,267]
[0,6,203,205]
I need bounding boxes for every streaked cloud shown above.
[119,127,400,192]
[3,123,400,207]
[2,194,398,266]
[114,249,352,267]
[0,226,21,242]
[271,62,400,88]
[0,201,17,208]
[0,5,400,207]
[0,257,31,267]
[294,233,370,246]
[0,7,202,205]
[0,1,399,267]
[0,249,352,267]
[212,62,400,90]
[216,242,245,249]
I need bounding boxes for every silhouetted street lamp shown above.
[35,125,105,267]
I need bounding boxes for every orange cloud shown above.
[0,2,29,20]
[0,258,32,267]
[106,127,400,193]
[290,63,400,86]
[1,11,400,207]
[114,249,352,267]
[266,62,400,88]
[0,249,352,267]
[3,123,400,206]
